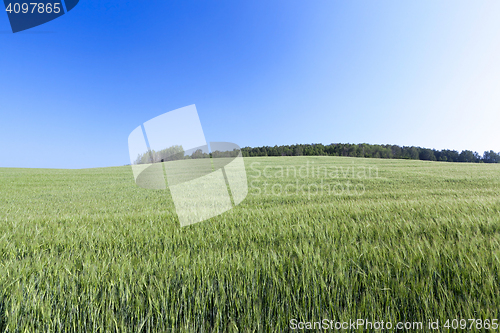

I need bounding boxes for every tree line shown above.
[134,145,185,164]
[241,143,500,163]
[133,146,241,164]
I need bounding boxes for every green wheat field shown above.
[1,156,499,332]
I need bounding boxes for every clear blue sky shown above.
[1,0,499,168]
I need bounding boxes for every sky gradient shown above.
[1,0,500,168]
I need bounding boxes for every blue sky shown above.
[1,0,500,168]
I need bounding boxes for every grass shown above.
[0,156,500,332]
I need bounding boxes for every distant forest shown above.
[133,146,240,165]
[132,143,500,164]
[241,143,500,164]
